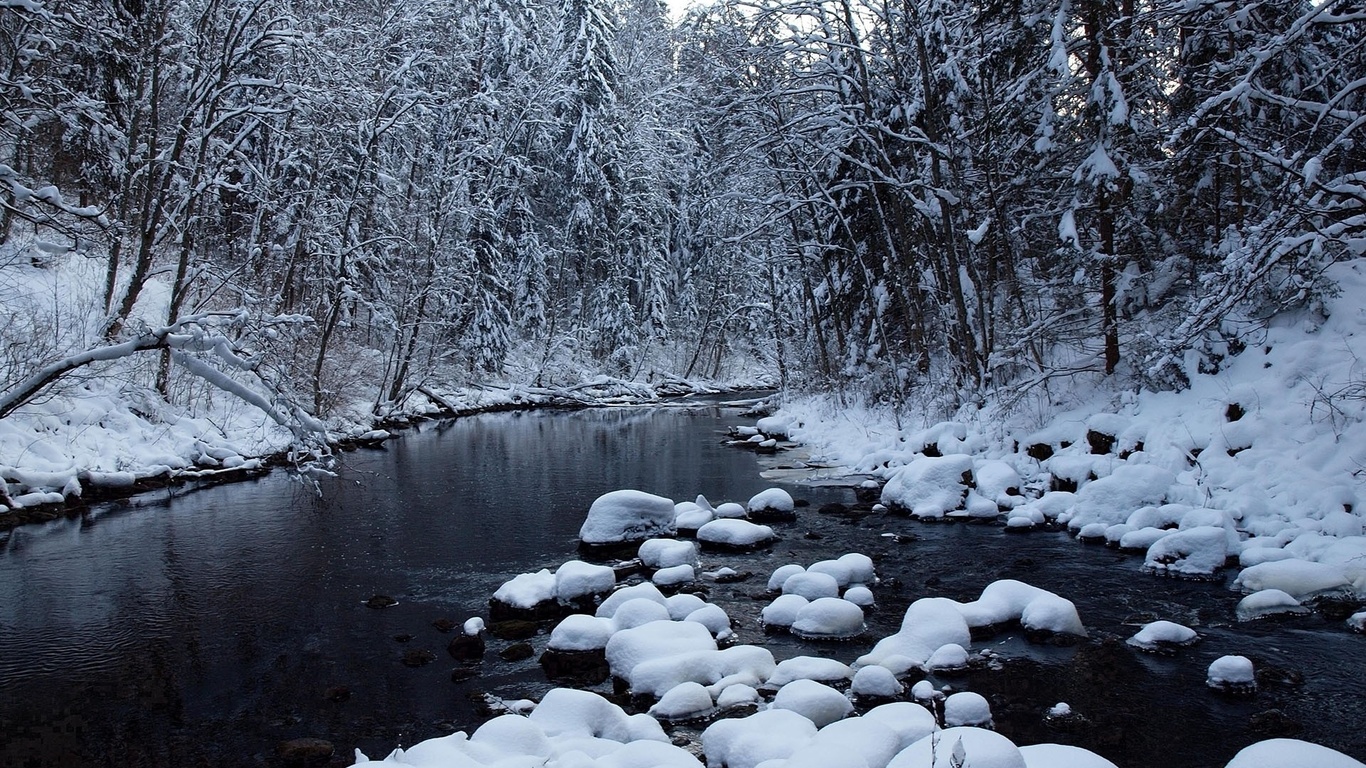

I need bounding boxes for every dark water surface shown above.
[1,404,1363,768]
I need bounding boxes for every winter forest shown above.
[2,0,1363,443]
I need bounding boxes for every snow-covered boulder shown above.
[579,490,677,545]
[1232,559,1354,599]
[748,488,796,521]
[631,645,776,698]
[684,604,733,640]
[554,560,617,601]
[887,727,1025,768]
[1224,739,1366,768]
[844,586,875,607]
[944,692,993,727]
[975,460,1022,508]
[1018,744,1120,768]
[715,501,748,519]
[528,687,668,743]
[649,681,716,722]
[1236,589,1310,621]
[697,519,776,550]
[791,596,866,640]
[653,564,696,588]
[605,620,717,684]
[881,455,973,518]
[1065,465,1174,531]
[768,563,806,591]
[850,665,904,699]
[1206,655,1256,694]
[855,598,972,674]
[702,708,818,768]
[639,538,699,569]
[838,552,877,584]
[1125,620,1199,653]
[766,656,852,688]
[863,702,938,751]
[769,679,853,728]
[953,580,1087,640]
[781,571,841,600]
[762,594,810,630]
[1144,526,1233,578]
[926,643,971,673]
[596,582,669,619]
[548,614,615,651]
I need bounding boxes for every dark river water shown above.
[1,403,1363,768]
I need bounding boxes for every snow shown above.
[1206,655,1256,691]
[648,682,714,721]
[855,598,973,674]
[863,702,938,750]
[702,709,818,768]
[1236,589,1309,621]
[492,568,557,608]
[748,488,795,516]
[597,583,669,619]
[943,692,993,727]
[639,539,698,569]
[926,643,970,672]
[683,604,733,639]
[666,593,708,620]
[652,563,696,588]
[1018,744,1119,768]
[715,502,748,519]
[1349,611,1366,632]
[768,679,853,728]
[556,560,618,600]
[880,455,973,518]
[768,564,807,591]
[766,656,852,688]
[697,518,775,548]
[887,727,1025,768]
[762,594,809,629]
[790,596,865,639]
[630,645,775,698]
[604,620,717,685]
[463,617,485,636]
[1224,739,1366,768]
[1143,526,1233,578]
[781,571,841,600]
[579,490,677,545]
[850,665,903,698]
[952,580,1087,638]
[1232,559,1356,599]
[844,586,875,607]
[550,614,616,651]
[837,553,877,584]
[1126,620,1199,652]
[807,559,854,587]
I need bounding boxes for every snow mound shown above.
[697,519,775,549]
[579,490,677,545]
[850,665,903,699]
[769,679,853,728]
[1064,465,1175,531]
[855,597,972,674]
[702,708,818,768]
[781,571,841,600]
[944,692,993,727]
[1206,655,1256,694]
[791,597,865,640]
[555,560,618,600]
[549,614,615,651]
[863,702,938,750]
[1224,739,1366,768]
[631,645,775,698]
[768,564,807,591]
[953,580,1087,638]
[1236,589,1310,621]
[1126,620,1199,652]
[880,455,973,518]
[604,620,717,686]
[652,564,696,588]
[762,594,809,630]
[1233,559,1355,599]
[926,643,971,673]
[492,568,556,609]
[887,727,1025,768]
[1143,526,1232,578]
[1018,744,1119,768]
[648,681,715,722]
[715,502,748,519]
[748,488,795,518]
[639,539,698,569]
[766,656,852,688]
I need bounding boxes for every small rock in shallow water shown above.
[450,667,479,683]
[488,619,539,640]
[275,738,334,768]
[431,618,457,633]
[447,633,486,661]
[402,649,436,668]
[365,594,397,609]
[393,633,414,643]
[1249,709,1302,738]
[499,642,534,662]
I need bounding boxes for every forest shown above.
[1,0,1363,437]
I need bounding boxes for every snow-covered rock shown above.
[887,727,1025,768]
[748,488,796,520]
[649,681,715,722]
[791,596,865,640]
[639,539,698,569]
[926,643,971,673]
[555,560,618,601]
[944,692,993,727]
[856,598,972,674]
[768,564,806,591]
[702,709,818,768]
[781,571,841,600]
[762,594,810,630]
[549,614,615,651]
[715,502,748,519]
[880,455,973,518]
[1018,744,1119,768]
[766,656,852,688]
[1236,589,1310,621]
[604,620,717,685]
[863,702,938,750]
[652,563,696,588]
[631,645,776,698]
[1065,465,1175,531]
[844,586,875,607]
[1125,620,1199,653]
[1233,559,1354,599]
[769,679,853,728]
[580,490,677,545]
[1224,739,1366,768]
[1206,655,1256,694]
[697,518,776,550]
[850,665,903,699]
[1143,526,1233,578]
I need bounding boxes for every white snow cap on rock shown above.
[768,564,806,591]
[944,691,993,727]
[769,679,853,728]
[639,538,698,569]
[791,596,865,639]
[952,580,1087,638]
[887,727,1025,768]
[856,597,973,674]
[579,490,677,545]
[1236,589,1309,621]
[697,518,775,548]
[766,656,852,688]
[880,454,974,518]
[1126,620,1199,652]
[850,664,904,698]
[1224,739,1366,768]
[1207,655,1256,690]
[702,708,818,768]
[1018,743,1119,768]
[555,560,618,600]
[748,488,795,515]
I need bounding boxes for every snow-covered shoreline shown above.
[0,376,762,530]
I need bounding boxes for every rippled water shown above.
[1,405,1362,767]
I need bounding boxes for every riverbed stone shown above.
[499,642,535,662]
[275,738,334,767]
[364,594,397,609]
[447,633,486,661]
[489,619,539,640]
[401,649,436,668]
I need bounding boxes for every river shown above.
[0,403,1362,767]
